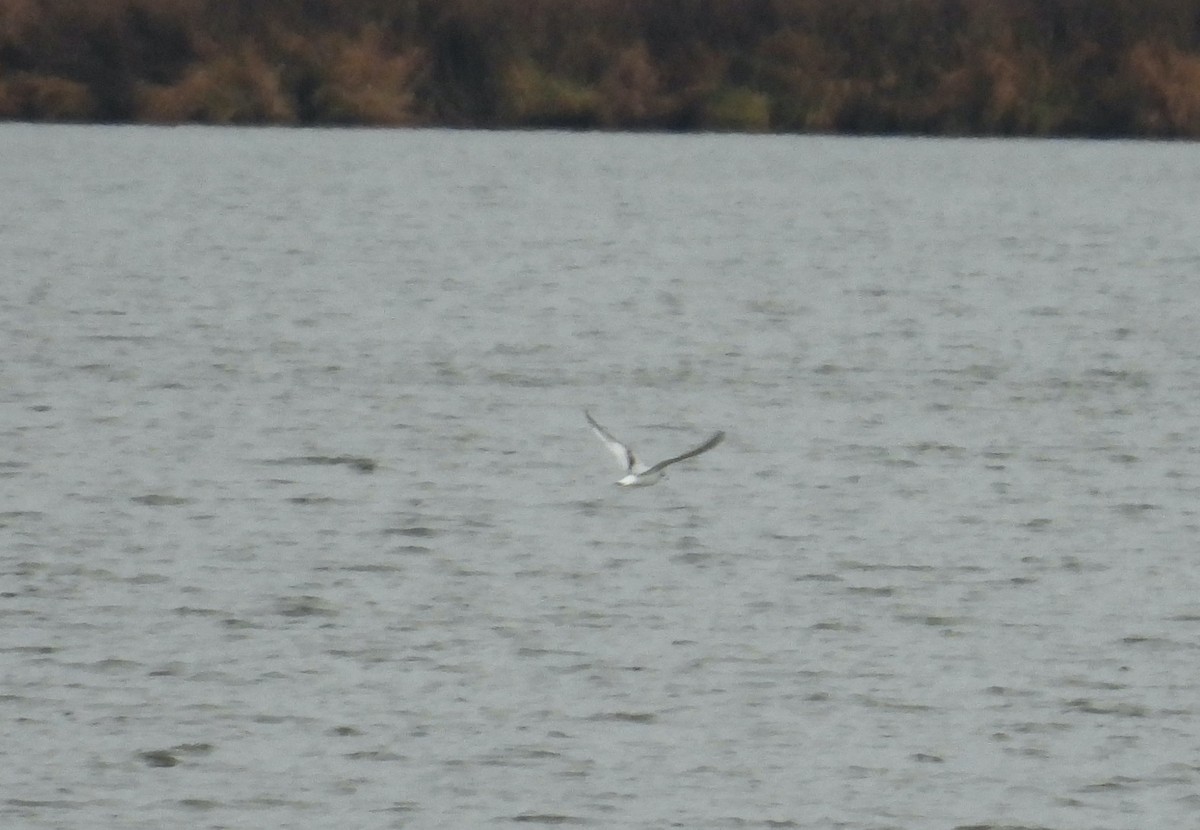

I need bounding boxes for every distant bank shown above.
[2,0,1199,137]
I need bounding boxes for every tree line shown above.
[2,0,1199,136]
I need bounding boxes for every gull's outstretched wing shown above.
[645,431,725,476]
[585,411,637,473]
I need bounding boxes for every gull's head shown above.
[617,473,639,486]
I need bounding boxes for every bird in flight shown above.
[585,410,725,486]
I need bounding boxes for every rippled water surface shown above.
[3,125,1200,829]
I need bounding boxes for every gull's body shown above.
[585,411,724,486]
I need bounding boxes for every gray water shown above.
[2,124,1199,829]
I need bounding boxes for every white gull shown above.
[585,410,725,487]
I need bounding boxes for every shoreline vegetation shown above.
[2,0,1200,137]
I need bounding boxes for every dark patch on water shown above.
[811,620,856,631]
[908,441,967,455]
[845,585,893,597]
[86,658,140,673]
[275,595,338,617]
[384,526,438,537]
[1065,698,1148,717]
[4,644,58,655]
[840,560,935,572]
[588,712,656,724]
[1112,502,1159,517]
[391,544,432,554]
[954,825,1058,830]
[138,743,212,768]
[178,799,219,810]
[288,495,337,505]
[376,802,420,813]
[509,814,590,824]
[268,455,377,472]
[338,562,406,573]
[132,494,191,506]
[1081,776,1141,791]
[896,613,970,628]
[796,572,842,582]
[345,750,405,761]
[854,695,934,713]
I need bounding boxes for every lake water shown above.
[2,124,1199,829]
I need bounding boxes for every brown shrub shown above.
[1126,40,1200,135]
[5,0,1200,134]
[598,42,667,127]
[135,47,293,124]
[702,86,770,131]
[499,59,600,127]
[975,49,1063,134]
[756,29,849,130]
[1,73,96,119]
[311,27,427,125]
[0,0,41,49]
